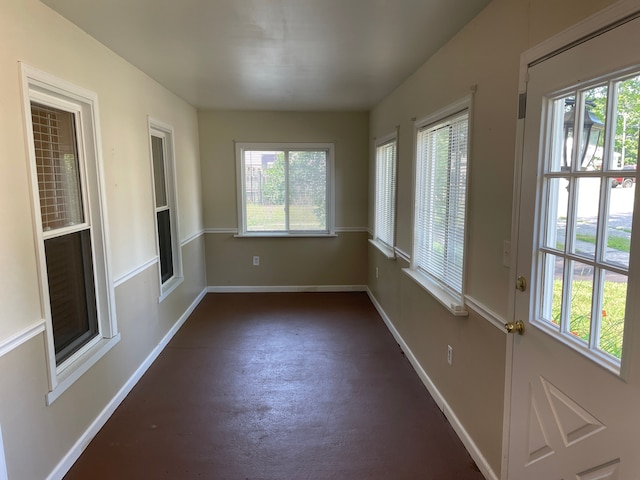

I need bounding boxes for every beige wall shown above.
[0,0,622,478]
[0,0,206,478]
[368,0,616,476]
[198,110,369,287]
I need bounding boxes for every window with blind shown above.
[236,143,334,236]
[149,120,182,299]
[31,102,99,364]
[23,64,118,404]
[372,134,397,257]
[407,97,471,314]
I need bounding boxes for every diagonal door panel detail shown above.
[541,378,605,447]
[576,458,620,480]
[526,383,555,466]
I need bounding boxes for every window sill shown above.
[159,276,184,303]
[235,233,338,238]
[46,333,121,405]
[368,239,396,259]
[402,268,468,317]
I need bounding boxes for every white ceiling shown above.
[42,0,491,111]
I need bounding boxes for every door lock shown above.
[515,275,527,292]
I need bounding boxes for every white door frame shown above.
[504,1,640,477]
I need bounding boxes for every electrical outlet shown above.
[447,345,453,366]
[253,256,260,266]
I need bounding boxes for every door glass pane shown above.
[612,74,640,170]
[599,271,627,359]
[44,229,98,363]
[573,177,601,259]
[579,86,606,172]
[604,179,634,268]
[568,260,594,344]
[289,150,327,231]
[544,177,569,251]
[31,103,84,231]
[151,135,167,208]
[540,252,564,327]
[600,269,626,359]
[549,95,575,173]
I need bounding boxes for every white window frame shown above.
[148,118,183,301]
[370,131,398,259]
[235,142,335,237]
[21,64,119,405]
[404,95,472,316]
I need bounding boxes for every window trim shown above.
[235,142,335,237]
[20,64,119,404]
[148,118,183,302]
[371,131,398,260]
[404,95,472,316]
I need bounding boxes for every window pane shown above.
[157,209,174,283]
[540,252,563,327]
[245,151,286,232]
[568,261,594,345]
[375,140,396,248]
[151,135,167,208]
[543,177,569,251]
[415,110,468,295]
[44,230,98,363]
[375,140,397,248]
[31,103,84,231]
[289,150,327,231]
[599,269,626,360]
[573,177,601,259]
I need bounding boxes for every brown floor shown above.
[64,292,485,480]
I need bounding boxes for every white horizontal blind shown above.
[374,138,397,249]
[414,110,469,296]
[31,103,84,231]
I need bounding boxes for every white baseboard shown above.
[366,289,499,480]
[208,285,367,293]
[46,287,207,480]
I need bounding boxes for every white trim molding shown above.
[394,247,410,263]
[181,229,204,247]
[0,321,46,359]
[334,227,369,233]
[113,257,157,288]
[208,285,367,293]
[464,295,508,333]
[519,0,640,92]
[204,227,369,235]
[204,228,238,234]
[46,287,207,480]
[366,289,499,480]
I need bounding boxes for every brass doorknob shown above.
[505,320,525,335]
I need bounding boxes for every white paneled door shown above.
[509,15,640,479]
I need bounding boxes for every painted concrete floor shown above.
[64,292,485,479]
